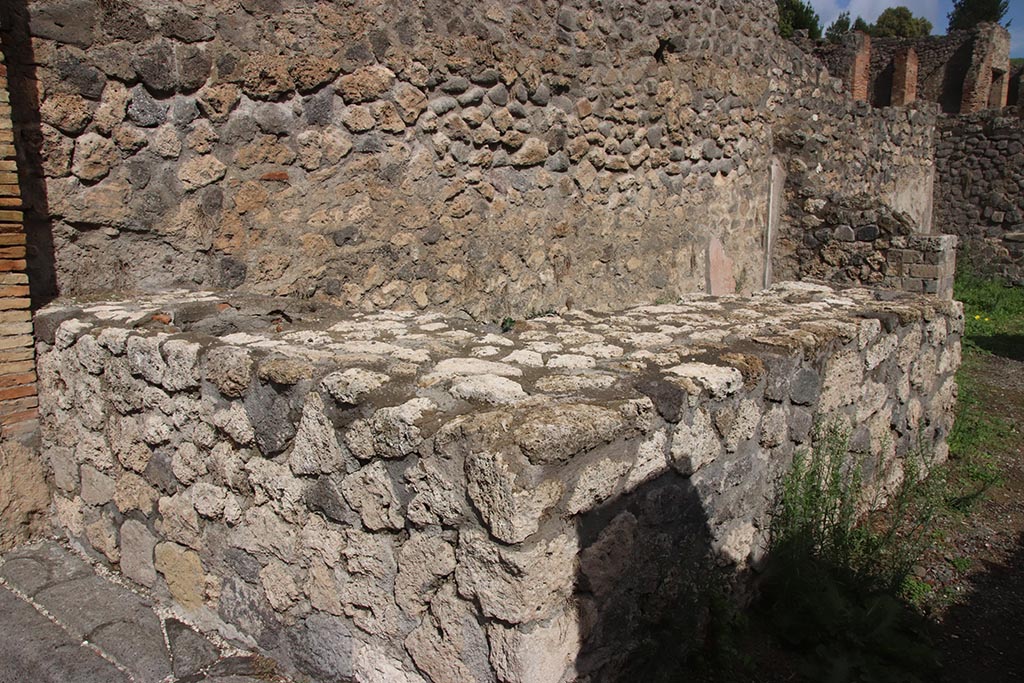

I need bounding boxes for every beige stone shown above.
[338,65,396,103]
[341,461,404,531]
[72,133,119,182]
[178,155,227,191]
[456,529,577,624]
[155,541,206,610]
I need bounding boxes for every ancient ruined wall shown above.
[33,283,962,683]
[788,194,956,297]
[1,0,788,320]
[934,111,1024,284]
[772,97,938,282]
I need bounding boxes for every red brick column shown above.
[850,32,871,103]
[0,52,37,442]
[892,48,918,106]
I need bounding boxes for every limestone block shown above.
[259,559,300,611]
[162,339,201,391]
[670,407,722,475]
[566,457,630,515]
[449,374,528,405]
[341,461,404,531]
[80,464,116,506]
[319,368,391,405]
[487,610,579,683]
[466,448,564,543]
[405,582,492,683]
[353,642,427,683]
[395,531,457,617]
[456,529,577,624]
[157,491,201,549]
[290,392,350,475]
[343,398,435,461]
[125,334,167,385]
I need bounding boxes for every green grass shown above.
[954,272,1024,357]
[944,272,1020,509]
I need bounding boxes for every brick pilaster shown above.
[0,52,36,442]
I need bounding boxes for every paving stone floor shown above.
[0,539,290,683]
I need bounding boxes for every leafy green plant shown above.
[900,575,932,606]
[758,421,942,681]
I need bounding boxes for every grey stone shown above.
[128,85,168,127]
[120,519,158,587]
[544,151,569,172]
[33,575,154,641]
[133,39,179,94]
[244,381,299,456]
[254,102,294,135]
[29,0,99,46]
[530,83,550,105]
[89,612,172,683]
[0,543,91,597]
[789,368,821,405]
[440,77,470,94]
[304,89,334,126]
[429,96,458,115]
[166,618,220,677]
[176,44,213,92]
[217,578,281,650]
[304,475,359,525]
[487,83,509,106]
[834,225,856,241]
[54,50,106,100]
[287,613,355,681]
[0,586,130,683]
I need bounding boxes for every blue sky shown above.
[806,0,1024,57]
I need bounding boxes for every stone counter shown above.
[34,282,962,683]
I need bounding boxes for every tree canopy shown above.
[947,0,1009,31]
[777,0,822,39]
[824,6,932,42]
[872,6,933,38]
[825,11,851,43]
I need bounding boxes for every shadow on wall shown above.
[939,40,974,115]
[574,471,728,682]
[0,0,58,308]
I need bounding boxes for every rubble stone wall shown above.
[772,103,938,282]
[34,283,962,683]
[1,0,794,320]
[934,111,1024,284]
[787,194,956,297]
[0,0,954,320]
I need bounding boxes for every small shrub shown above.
[759,421,941,681]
